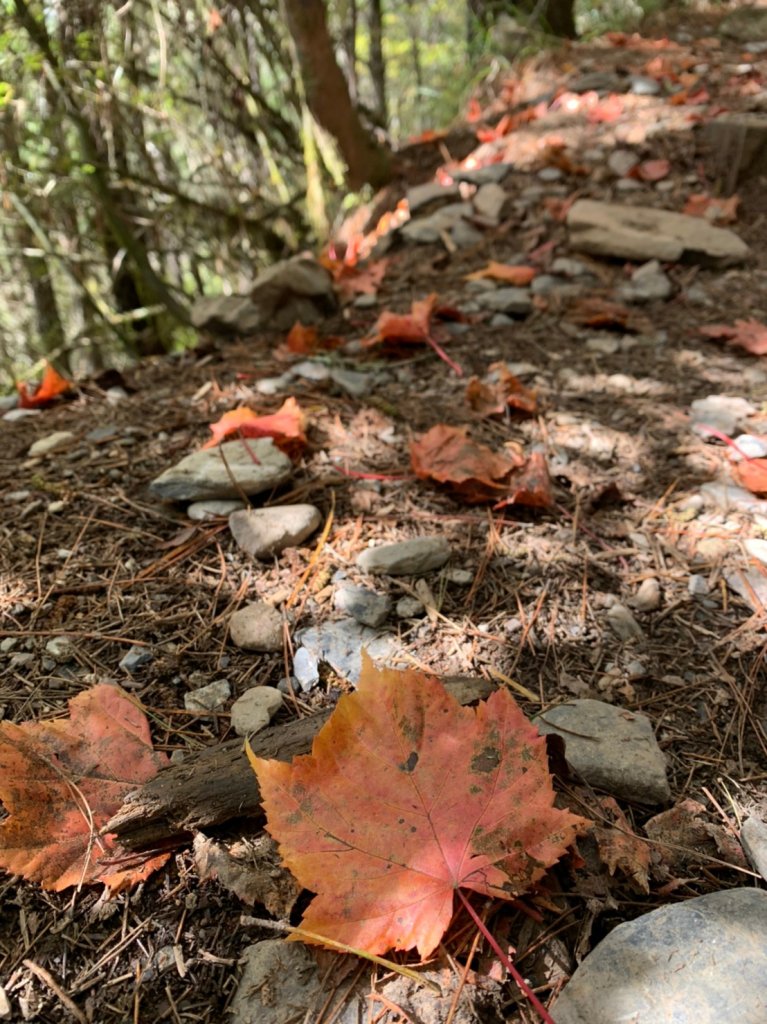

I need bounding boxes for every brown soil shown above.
[1,13,766,1024]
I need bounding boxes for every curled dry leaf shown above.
[365,294,462,375]
[0,684,169,893]
[466,362,538,418]
[495,450,555,511]
[683,193,739,224]
[700,319,767,356]
[465,262,537,287]
[410,424,523,504]
[16,362,73,409]
[250,656,588,957]
[593,797,650,894]
[202,397,308,458]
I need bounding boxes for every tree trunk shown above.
[368,0,387,123]
[280,0,393,190]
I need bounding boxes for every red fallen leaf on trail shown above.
[275,321,343,358]
[16,362,73,409]
[587,94,624,124]
[251,657,588,957]
[322,256,389,303]
[0,685,169,892]
[466,363,538,418]
[365,294,462,375]
[203,397,307,457]
[631,159,671,183]
[494,450,555,511]
[465,262,537,287]
[683,193,739,224]
[700,319,767,356]
[593,797,650,894]
[568,296,633,330]
[411,424,523,504]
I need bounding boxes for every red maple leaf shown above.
[202,397,307,457]
[466,363,538,418]
[251,658,587,957]
[365,294,462,375]
[700,319,767,356]
[410,424,523,503]
[0,685,169,892]
[16,362,73,409]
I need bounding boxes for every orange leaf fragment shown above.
[683,193,739,224]
[466,362,538,418]
[251,657,588,957]
[203,397,307,457]
[495,450,555,511]
[465,262,537,287]
[593,797,650,893]
[732,457,767,495]
[700,319,767,356]
[16,362,73,409]
[0,685,169,892]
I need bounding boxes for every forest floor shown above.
[1,8,766,1024]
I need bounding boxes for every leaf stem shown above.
[456,889,556,1024]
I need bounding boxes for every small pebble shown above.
[606,602,644,640]
[184,678,231,714]
[230,686,283,736]
[630,577,661,612]
[119,645,153,673]
[229,602,283,652]
[396,596,425,618]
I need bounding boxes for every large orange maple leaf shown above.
[0,685,169,892]
[251,658,587,957]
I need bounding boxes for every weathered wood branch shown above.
[107,677,494,851]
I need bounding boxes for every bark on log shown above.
[107,677,495,851]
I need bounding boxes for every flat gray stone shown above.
[333,584,392,627]
[357,537,451,575]
[396,596,426,618]
[294,618,396,686]
[28,431,75,457]
[184,678,230,714]
[606,602,644,640]
[229,941,324,1024]
[536,698,670,803]
[619,259,673,303]
[229,504,322,559]
[149,438,292,501]
[190,295,263,335]
[551,889,767,1024]
[630,577,661,612]
[476,286,532,315]
[473,182,509,222]
[229,602,283,652]
[690,395,756,437]
[741,816,767,880]
[406,181,461,214]
[453,163,514,185]
[401,202,473,244]
[230,686,283,736]
[567,199,750,266]
[187,499,245,521]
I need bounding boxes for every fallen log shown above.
[107,676,494,851]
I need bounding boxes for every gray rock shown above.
[473,182,509,222]
[444,568,473,586]
[606,602,644,640]
[292,646,320,691]
[149,438,292,502]
[28,431,75,457]
[334,584,392,627]
[530,274,580,298]
[630,577,661,612]
[3,408,39,422]
[536,698,670,803]
[690,395,756,437]
[567,199,750,266]
[608,149,640,177]
[357,537,451,575]
[353,292,377,309]
[294,618,396,686]
[551,889,767,1024]
[329,366,375,397]
[741,816,767,880]
[229,602,283,652]
[476,286,532,315]
[230,686,283,736]
[190,295,264,335]
[45,637,74,661]
[119,645,153,673]
[396,596,426,618]
[401,202,473,244]
[450,220,485,248]
[229,504,322,559]
[229,941,324,1024]
[490,313,515,327]
[688,573,709,597]
[453,163,514,185]
[184,678,230,714]
[630,74,661,95]
[406,181,461,214]
[745,538,767,566]
[550,257,591,277]
[619,259,673,303]
[700,481,767,516]
[187,499,245,521]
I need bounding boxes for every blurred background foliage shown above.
[0,0,682,389]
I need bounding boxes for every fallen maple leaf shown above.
[494,450,555,511]
[465,262,537,287]
[593,797,650,894]
[365,294,463,375]
[0,684,169,892]
[411,424,522,503]
[466,363,538,418]
[251,657,587,957]
[321,256,390,303]
[16,362,73,409]
[202,397,307,457]
[700,319,767,356]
